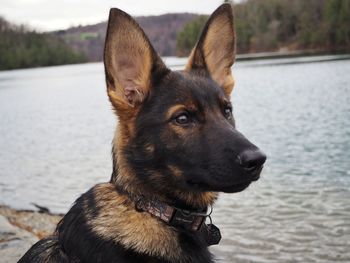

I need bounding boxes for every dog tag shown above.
[204,224,221,246]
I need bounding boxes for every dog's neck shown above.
[115,184,210,232]
[113,183,222,248]
[111,169,218,211]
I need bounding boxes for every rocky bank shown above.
[0,205,62,262]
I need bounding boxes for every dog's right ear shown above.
[104,8,167,117]
[185,4,236,96]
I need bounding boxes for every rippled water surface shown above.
[1,56,350,262]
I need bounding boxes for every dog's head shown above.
[104,4,266,207]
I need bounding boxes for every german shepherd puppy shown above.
[19,4,266,263]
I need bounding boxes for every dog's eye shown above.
[175,113,190,125]
[224,106,232,119]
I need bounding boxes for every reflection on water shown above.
[0,56,350,262]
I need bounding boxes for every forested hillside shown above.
[176,0,350,55]
[234,0,350,53]
[0,17,87,70]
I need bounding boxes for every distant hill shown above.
[53,13,198,62]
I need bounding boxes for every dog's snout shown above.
[237,149,266,172]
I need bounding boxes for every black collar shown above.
[134,194,208,232]
[115,185,222,246]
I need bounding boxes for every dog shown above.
[19,4,266,263]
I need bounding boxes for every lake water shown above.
[1,56,350,262]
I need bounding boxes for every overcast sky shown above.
[1,0,229,31]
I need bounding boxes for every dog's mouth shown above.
[187,178,257,193]
[217,181,253,193]
[187,166,263,193]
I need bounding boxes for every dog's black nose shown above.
[237,149,266,172]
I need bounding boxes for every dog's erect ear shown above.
[104,8,167,112]
[185,4,236,95]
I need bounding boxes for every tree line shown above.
[0,17,87,70]
[176,0,350,56]
[1,0,349,70]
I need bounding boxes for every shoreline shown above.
[0,205,61,262]
[0,51,349,72]
[236,49,349,61]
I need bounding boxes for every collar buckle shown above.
[170,208,207,231]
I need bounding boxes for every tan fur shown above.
[171,125,189,139]
[112,127,139,193]
[185,48,197,71]
[111,127,165,201]
[185,4,236,96]
[86,183,181,261]
[168,165,183,178]
[176,191,218,209]
[166,105,186,120]
[108,90,137,122]
[203,15,235,95]
[105,10,153,107]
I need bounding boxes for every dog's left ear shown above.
[185,4,236,96]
